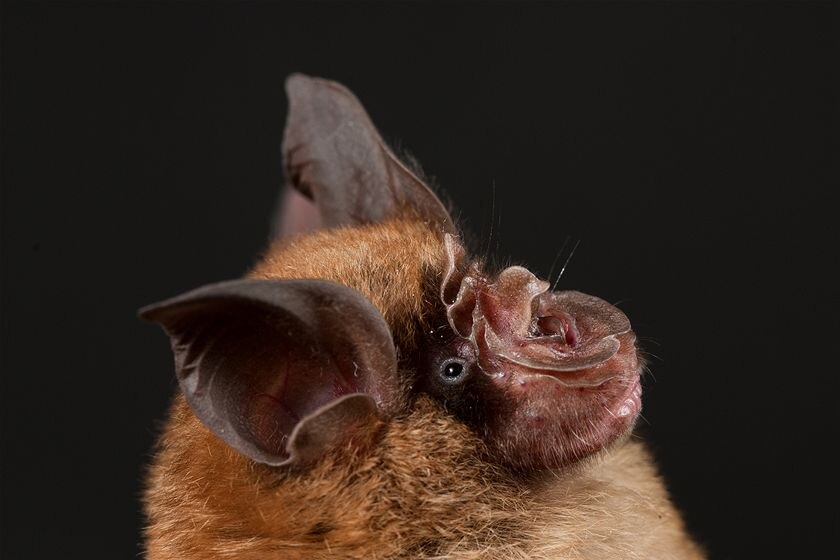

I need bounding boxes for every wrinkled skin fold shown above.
[443,235,632,381]
[434,233,642,468]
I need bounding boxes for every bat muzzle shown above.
[441,234,636,388]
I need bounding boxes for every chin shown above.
[483,338,642,471]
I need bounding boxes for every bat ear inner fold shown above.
[285,394,384,467]
[139,278,402,467]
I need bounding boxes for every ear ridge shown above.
[280,73,456,235]
[286,394,382,467]
[140,278,401,467]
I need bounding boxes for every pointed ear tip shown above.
[137,303,162,322]
[138,299,182,324]
[285,73,358,104]
[285,73,326,97]
[285,72,310,89]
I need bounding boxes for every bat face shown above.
[417,236,640,469]
[142,74,642,476]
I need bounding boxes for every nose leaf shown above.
[442,237,632,383]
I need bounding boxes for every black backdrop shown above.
[2,2,834,558]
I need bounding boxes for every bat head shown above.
[141,74,641,472]
[420,236,639,468]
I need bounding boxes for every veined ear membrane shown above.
[281,73,456,234]
[139,279,401,467]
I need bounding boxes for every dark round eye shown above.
[439,359,467,384]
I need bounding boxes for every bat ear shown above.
[277,73,456,237]
[140,279,402,467]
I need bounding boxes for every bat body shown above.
[142,75,703,559]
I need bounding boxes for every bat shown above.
[140,74,704,559]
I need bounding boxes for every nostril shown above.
[536,316,565,337]
[535,315,579,347]
[564,323,579,347]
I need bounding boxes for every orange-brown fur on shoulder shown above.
[146,396,702,559]
[145,219,703,559]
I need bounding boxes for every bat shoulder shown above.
[531,440,706,559]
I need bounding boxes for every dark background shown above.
[2,2,834,558]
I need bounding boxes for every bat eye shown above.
[439,359,468,384]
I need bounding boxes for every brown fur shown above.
[145,219,704,559]
[252,219,446,351]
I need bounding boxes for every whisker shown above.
[602,403,617,419]
[639,350,663,363]
[641,364,657,383]
[552,239,581,291]
[547,235,571,286]
[485,180,496,260]
[636,336,662,348]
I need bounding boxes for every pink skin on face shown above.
[440,235,641,469]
